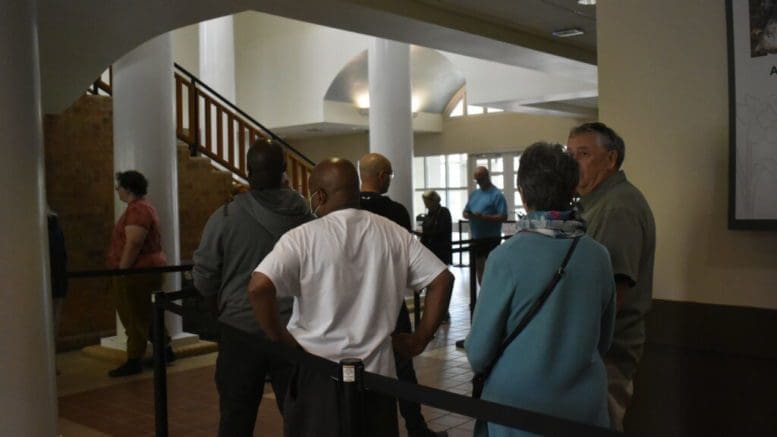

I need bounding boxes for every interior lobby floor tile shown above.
[57,267,476,435]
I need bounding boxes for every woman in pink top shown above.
[106,170,173,377]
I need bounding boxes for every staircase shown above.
[90,64,314,196]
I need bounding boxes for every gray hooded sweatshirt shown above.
[193,188,314,334]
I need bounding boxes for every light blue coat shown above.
[465,232,615,437]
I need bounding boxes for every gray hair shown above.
[422,190,441,202]
[568,122,625,169]
[517,142,579,211]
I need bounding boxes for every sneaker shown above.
[455,339,465,349]
[108,359,142,377]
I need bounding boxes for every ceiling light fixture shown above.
[551,28,585,38]
[577,0,596,5]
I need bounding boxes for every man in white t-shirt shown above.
[248,158,454,437]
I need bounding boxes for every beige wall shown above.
[291,111,584,163]
[598,0,777,309]
[291,133,369,163]
[415,112,584,156]
[171,23,200,75]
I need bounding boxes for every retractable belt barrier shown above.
[67,264,193,279]
[151,289,621,437]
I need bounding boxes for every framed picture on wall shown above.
[727,0,777,230]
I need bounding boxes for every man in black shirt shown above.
[359,153,446,437]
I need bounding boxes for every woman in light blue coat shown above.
[465,142,615,436]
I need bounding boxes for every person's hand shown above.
[280,330,302,350]
[392,332,425,360]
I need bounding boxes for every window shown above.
[467,105,484,115]
[412,154,469,222]
[449,99,464,117]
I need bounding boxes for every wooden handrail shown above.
[89,65,314,194]
[173,71,313,190]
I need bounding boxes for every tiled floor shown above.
[57,267,476,436]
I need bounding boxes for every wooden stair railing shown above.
[87,65,314,196]
[173,63,314,196]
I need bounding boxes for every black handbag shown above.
[471,236,580,399]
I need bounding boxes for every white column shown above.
[199,15,236,102]
[368,38,414,211]
[0,0,59,434]
[104,33,197,351]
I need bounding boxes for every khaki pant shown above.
[112,274,164,360]
[606,361,634,432]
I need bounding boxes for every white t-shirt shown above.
[255,208,447,377]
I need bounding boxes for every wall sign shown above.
[728,0,777,229]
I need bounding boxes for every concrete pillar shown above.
[368,38,414,212]
[199,15,236,102]
[104,33,197,351]
[0,0,59,434]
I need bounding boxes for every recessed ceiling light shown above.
[578,0,596,5]
[552,28,585,38]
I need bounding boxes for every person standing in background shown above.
[567,122,656,431]
[193,140,313,436]
[106,170,173,377]
[359,153,448,437]
[463,166,508,285]
[420,190,452,266]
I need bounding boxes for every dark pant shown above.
[112,273,168,359]
[216,323,293,437]
[283,361,398,437]
[395,302,430,435]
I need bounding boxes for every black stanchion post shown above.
[152,291,168,437]
[339,358,364,437]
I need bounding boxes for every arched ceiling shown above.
[37,0,597,113]
[324,46,465,113]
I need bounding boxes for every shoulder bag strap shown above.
[479,236,581,377]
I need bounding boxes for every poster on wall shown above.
[728,0,777,230]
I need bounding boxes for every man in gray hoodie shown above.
[193,140,314,437]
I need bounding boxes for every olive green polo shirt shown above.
[579,170,656,380]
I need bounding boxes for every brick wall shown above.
[44,95,232,350]
[44,95,116,349]
[176,144,233,261]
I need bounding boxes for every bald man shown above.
[358,153,445,437]
[249,158,454,437]
[193,139,314,436]
[464,166,508,285]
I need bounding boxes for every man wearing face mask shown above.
[249,158,453,436]
[193,139,314,436]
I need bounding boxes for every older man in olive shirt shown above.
[567,122,656,431]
